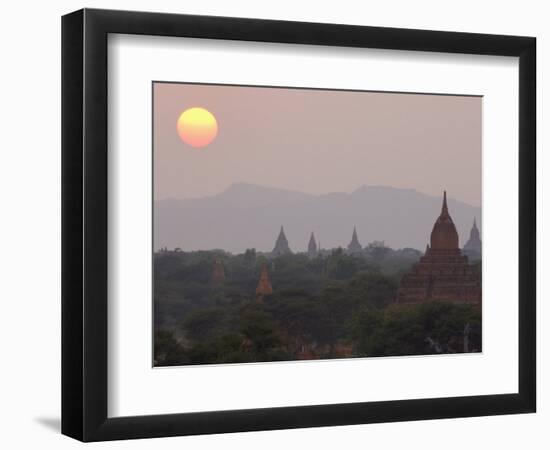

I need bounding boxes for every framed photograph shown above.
[61,8,536,442]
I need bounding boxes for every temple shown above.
[347,227,362,254]
[272,226,292,256]
[307,232,318,258]
[255,263,273,301]
[463,218,482,260]
[396,191,481,304]
[210,259,225,286]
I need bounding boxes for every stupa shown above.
[272,226,292,256]
[307,232,318,258]
[347,227,362,254]
[463,218,482,260]
[255,264,273,301]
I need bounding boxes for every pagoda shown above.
[347,227,362,254]
[463,218,482,260]
[307,232,318,258]
[272,226,292,256]
[255,264,273,301]
[396,191,481,304]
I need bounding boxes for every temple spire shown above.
[308,232,318,258]
[272,226,292,256]
[430,190,459,250]
[441,190,448,215]
[347,226,362,254]
[463,216,482,256]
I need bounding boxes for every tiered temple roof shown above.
[272,226,292,256]
[347,227,362,254]
[463,218,482,256]
[396,191,481,304]
[307,232,318,258]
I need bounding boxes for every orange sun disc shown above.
[176,107,218,148]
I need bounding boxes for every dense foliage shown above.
[154,247,481,366]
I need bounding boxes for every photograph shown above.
[152,82,483,367]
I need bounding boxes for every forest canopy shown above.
[154,247,481,366]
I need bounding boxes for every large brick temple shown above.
[396,191,481,305]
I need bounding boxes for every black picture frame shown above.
[62,8,536,442]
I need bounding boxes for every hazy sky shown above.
[154,82,481,206]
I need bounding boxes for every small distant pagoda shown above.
[347,227,362,254]
[272,226,292,256]
[396,191,481,304]
[255,264,273,301]
[307,232,318,258]
[210,259,225,286]
[463,218,482,260]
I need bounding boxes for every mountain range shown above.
[154,183,481,253]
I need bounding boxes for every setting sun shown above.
[176,107,218,148]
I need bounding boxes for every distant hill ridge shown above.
[154,184,481,253]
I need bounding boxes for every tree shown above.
[154,248,479,365]
[239,307,281,353]
[243,248,257,265]
[188,333,247,364]
[352,302,481,357]
[182,307,228,341]
[347,272,397,308]
[154,329,188,366]
[329,256,358,280]
[365,241,392,262]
